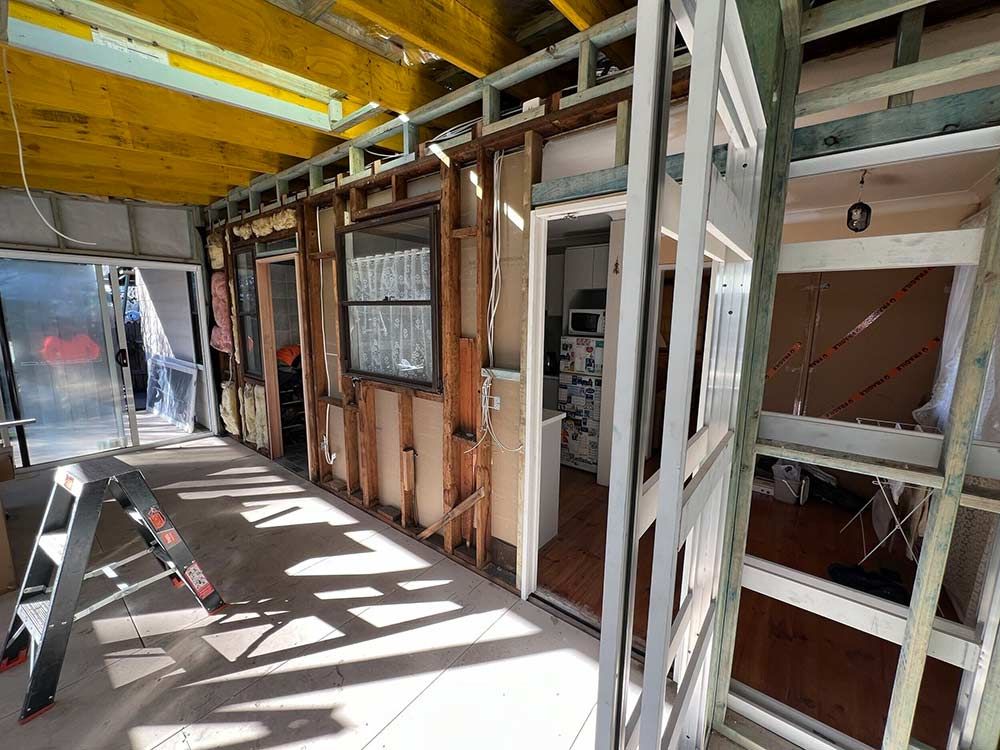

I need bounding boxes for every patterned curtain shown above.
[347,247,434,383]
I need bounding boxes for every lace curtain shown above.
[346,247,434,383]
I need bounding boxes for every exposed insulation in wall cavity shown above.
[240,382,268,449]
[232,208,298,241]
[209,271,233,353]
[220,381,240,436]
[207,232,225,270]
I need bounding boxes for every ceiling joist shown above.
[0,170,215,203]
[0,130,258,187]
[796,39,1000,117]
[1,48,339,159]
[548,0,627,32]
[333,0,527,79]
[800,0,939,45]
[90,0,448,113]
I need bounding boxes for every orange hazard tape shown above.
[809,268,932,371]
[765,341,802,380]
[819,336,941,419]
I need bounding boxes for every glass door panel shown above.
[122,265,211,445]
[0,258,131,466]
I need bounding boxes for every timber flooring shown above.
[736,492,962,749]
[538,472,963,748]
[537,466,660,641]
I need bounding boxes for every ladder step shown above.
[37,532,68,565]
[16,598,51,642]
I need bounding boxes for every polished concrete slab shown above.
[0,437,630,750]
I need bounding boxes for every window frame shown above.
[335,205,442,392]
[232,244,264,380]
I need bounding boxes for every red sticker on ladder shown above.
[183,562,215,600]
[146,506,167,530]
[158,528,180,548]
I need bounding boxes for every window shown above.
[234,248,263,378]
[337,207,440,389]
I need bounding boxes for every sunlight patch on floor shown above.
[349,600,462,628]
[105,648,177,688]
[314,586,383,600]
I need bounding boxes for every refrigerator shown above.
[558,336,603,472]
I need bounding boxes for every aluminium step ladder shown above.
[0,456,224,723]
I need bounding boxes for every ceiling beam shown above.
[6,16,336,131]
[91,0,447,113]
[0,130,257,186]
[0,100,294,173]
[2,48,339,158]
[796,39,1000,117]
[800,0,939,45]
[548,0,632,67]
[18,0,338,103]
[331,0,526,78]
[548,0,627,32]
[0,171,215,203]
[0,158,236,197]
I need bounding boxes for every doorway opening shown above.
[259,256,309,478]
[521,196,715,644]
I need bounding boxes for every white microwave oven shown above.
[568,308,606,336]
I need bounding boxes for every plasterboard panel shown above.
[0,191,58,247]
[374,388,401,509]
[489,377,522,546]
[413,396,444,528]
[132,206,194,259]
[59,198,131,251]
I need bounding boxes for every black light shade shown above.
[847,201,871,233]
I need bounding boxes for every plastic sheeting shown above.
[913,206,1000,625]
[913,265,1000,439]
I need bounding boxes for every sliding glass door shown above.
[0,254,215,468]
[0,258,131,466]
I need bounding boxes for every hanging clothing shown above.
[39,334,101,363]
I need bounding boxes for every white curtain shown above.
[347,247,434,382]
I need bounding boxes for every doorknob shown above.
[115,349,129,368]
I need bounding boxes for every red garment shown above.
[40,334,101,363]
[276,345,301,366]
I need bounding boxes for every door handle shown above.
[115,349,129,368]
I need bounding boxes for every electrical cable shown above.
[316,205,337,465]
[2,48,96,246]
[467,149,522,454]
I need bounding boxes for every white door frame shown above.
[519,192,629,598]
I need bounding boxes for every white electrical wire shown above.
[2,48,96,246]
[316,205,337,465]
[467,149,522,454]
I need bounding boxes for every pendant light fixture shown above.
[847,169,872,233]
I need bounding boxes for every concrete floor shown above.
[0,437,638,750]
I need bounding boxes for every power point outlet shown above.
[487,395,501,410]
